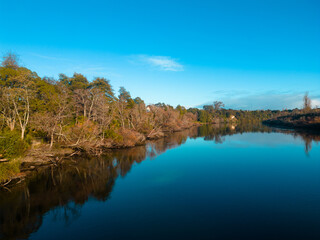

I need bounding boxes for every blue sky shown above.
[1,0,319,109]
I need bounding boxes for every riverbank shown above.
[0,123,202,188]
[263,112,320,131]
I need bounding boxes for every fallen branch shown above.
[68,150,80,157]
[1,178,12,187]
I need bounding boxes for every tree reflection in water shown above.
[0,123,319,239]
[289,130,320,156]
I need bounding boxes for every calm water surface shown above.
[1,124,320,240]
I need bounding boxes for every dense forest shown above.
[0,53,316,183]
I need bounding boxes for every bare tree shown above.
[0,88,16,131]
[31,85,70,147]
[303,92,311,112]
[12,88,31,139]
[73,87,105,121]
[96,101,115,139]
[0,86,31,139]
[1,52,19,69]
[87,88,104,121]
[213,101,224,110]
[74,89,90,119]
[116,97,127,128]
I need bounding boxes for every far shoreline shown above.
[263,112,320,132]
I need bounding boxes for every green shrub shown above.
[0,130,30,159]
[104,129,123,141]
[0,159,20,183]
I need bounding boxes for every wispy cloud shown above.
[30,53,72,62]
[197,90,320,110]
[132,55,184,71]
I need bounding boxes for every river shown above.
[0,124,319,240]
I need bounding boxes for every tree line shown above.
[0,53,199,159]
[2,53,315,161]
